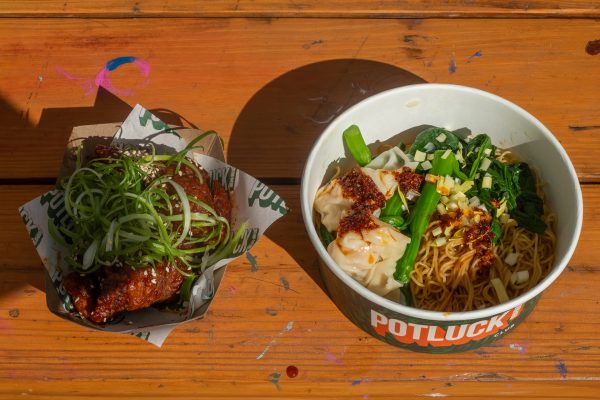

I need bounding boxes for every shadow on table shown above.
[228,59,426,292]
[0,88,197,297]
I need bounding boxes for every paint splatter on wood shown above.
[467,50,483,63]
[448,56,457,74]
[8,309,19,318]
[246,251,258,272]
[265,308,278,316]
[279,276,290,290]
[268,372,281,391]
[555,360,568,379]
[286,365,298,378]
[256,321,294,360]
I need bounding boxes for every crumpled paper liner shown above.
[19,104,287,346]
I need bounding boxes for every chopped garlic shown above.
[499,213,510,224]
[423,142,436,152]
[468,196,480,207]
[436,133,447,142]
[484,148,492,156]
[511,270,530,285]
[482,175,492,189]
[436,203,447,215]
[425,174,439,183]
[414,150,427,162]
[480,158,492,171]
[451,191,466,200]
[444,226,453,236]
[496,199,508,217]
[432,226,443,236]
[420,160,432,170]
[427,153,435,161]
[440,195,450,204]
[444,175,455,189]
[504,252,519,266]
[434,237,447,247]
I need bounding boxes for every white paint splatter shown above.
[256,321,295,360]
[419,393,448,398]
[509,342,527,353]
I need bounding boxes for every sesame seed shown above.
[151,279,157,284]
[143,270,148,276]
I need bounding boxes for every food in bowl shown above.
[50,134,246,323]
[314,124,556,312]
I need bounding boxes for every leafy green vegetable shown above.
[343,124,372,166]
[480,159,520,210]
[408,127,461,156]
[379,215,409,231]
[319,223,335,247]
[490,216,502,244]
[394,150,457,283]
[381,191,403,218]
[474,160,546,235]
[512,164,547,234]
[458,134,495,181]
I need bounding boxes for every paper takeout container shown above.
[20,105,287,346]
[301,84,582,353]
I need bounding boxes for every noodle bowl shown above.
[301,84,582,352]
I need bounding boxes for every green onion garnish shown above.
[50,132,246,282]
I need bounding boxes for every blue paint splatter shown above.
[268,372,281,391]
[555,361,567,379]
[106,56,137,71]
[351,379,362,386]
[280,276,290,290]
[246,251,258,272]
[467,50,483,63]
[448,58,457,74]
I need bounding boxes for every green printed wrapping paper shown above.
[19,104,287,347]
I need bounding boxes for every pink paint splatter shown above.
[55,66,94,95]
[94,56,150,96]
[55,56,150,97]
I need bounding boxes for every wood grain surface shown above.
[1,18,599,182]
[1,2,600,399]
[0,0,599,18]
[1,185,600,398]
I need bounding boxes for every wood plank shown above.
[0,0,599,18]
[1,184,599,396]
[0,381,599,399]
[1,18,599,181]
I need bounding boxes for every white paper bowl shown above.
[300,84,582,352]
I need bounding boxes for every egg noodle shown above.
[409,192,556,312]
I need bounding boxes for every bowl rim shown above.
[300,83,583,322]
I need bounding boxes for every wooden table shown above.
[1,2,599,398]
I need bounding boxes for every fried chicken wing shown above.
[88,262,184,324]
[63,273,97,320]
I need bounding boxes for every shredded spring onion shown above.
[49,133,246,280]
